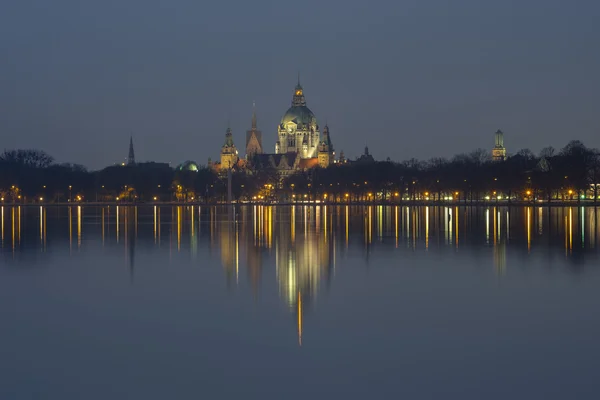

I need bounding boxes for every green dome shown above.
[177,161,199,172]
[280,106,317,127]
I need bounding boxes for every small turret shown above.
[492,129,507,161]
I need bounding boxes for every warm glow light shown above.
[568,190,573,195]
[526,190,531,196]
[153,196,157,201]
[455,192,459,195]
[368,193,372,197]
[116,197,119,201]
[424,192,429,196]
[394,192,399,197]
[345,193,349,197]
[39,197,43,201]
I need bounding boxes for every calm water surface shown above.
[1,205,599,399]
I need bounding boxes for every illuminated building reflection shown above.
[2,205,600,342]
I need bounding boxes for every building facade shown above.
[213,79,335,177]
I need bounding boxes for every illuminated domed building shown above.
[212,78,335,176]
[176,160,200,172]
[275,78,321,158]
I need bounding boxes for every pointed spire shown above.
[127,136,135,165]
[297,72,301,87]
[251,101,257,130]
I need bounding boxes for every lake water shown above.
[1,205,599,399]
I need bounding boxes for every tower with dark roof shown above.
[127,136,135,165]
[245,102,263,158]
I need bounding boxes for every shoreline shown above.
[1,201,598,207]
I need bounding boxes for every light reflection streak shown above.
[11,207,15,253]
[527,207,531,252]
[506,209,510,242]
[291,206,296,244]
[177,206,182,251]
[581,207,584,247]
[116,206,119,243]
[569,207,573,251]
[77,206,82,248]
[447,207,452,245]
[455,206,459,248]
[345,206,349,247]
[425,206,429,250]
[493,207,497,246]
[153,206,157,243]
[485,208,490,244]
[394,206,398,248]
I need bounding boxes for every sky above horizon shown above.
[1,0,599,170]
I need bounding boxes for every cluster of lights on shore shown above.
[0,177,593,204]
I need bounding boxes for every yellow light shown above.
[424,192,429,196]
[364,181,368,185]
[526,190,531,196]
[394,192,399,197]
[116,197,119,201]
[345,193,349,197]
[292,194,296,197]
[568,190,573,195]
[368,193,372,197]
[455,192,459,196]
[18,195,21,199]
[39,197,43,201]
[43,185,46,188]
[153,196,157,201]
[0,198,3,201]
[323,194,328,199]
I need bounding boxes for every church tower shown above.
[318,124,334,168]
[127,136,135,165]
[245,102,263,158]
[220,126,239,170]
[492,129,507,161]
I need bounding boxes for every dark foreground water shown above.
[1,205,599,399]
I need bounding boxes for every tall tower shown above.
[220,126,239,170]
[127,136,135,165]
[245,102,263,158]
[318,124,334,168]
[277,77,320,158]
[492,129,507,161]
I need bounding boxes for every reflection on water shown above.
[2,205,600,399]
[2,205,600,325]
[2,205,600,267]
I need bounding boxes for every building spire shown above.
[127,136,135,165]
[251,101,257,130]
[297,72,301,87]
